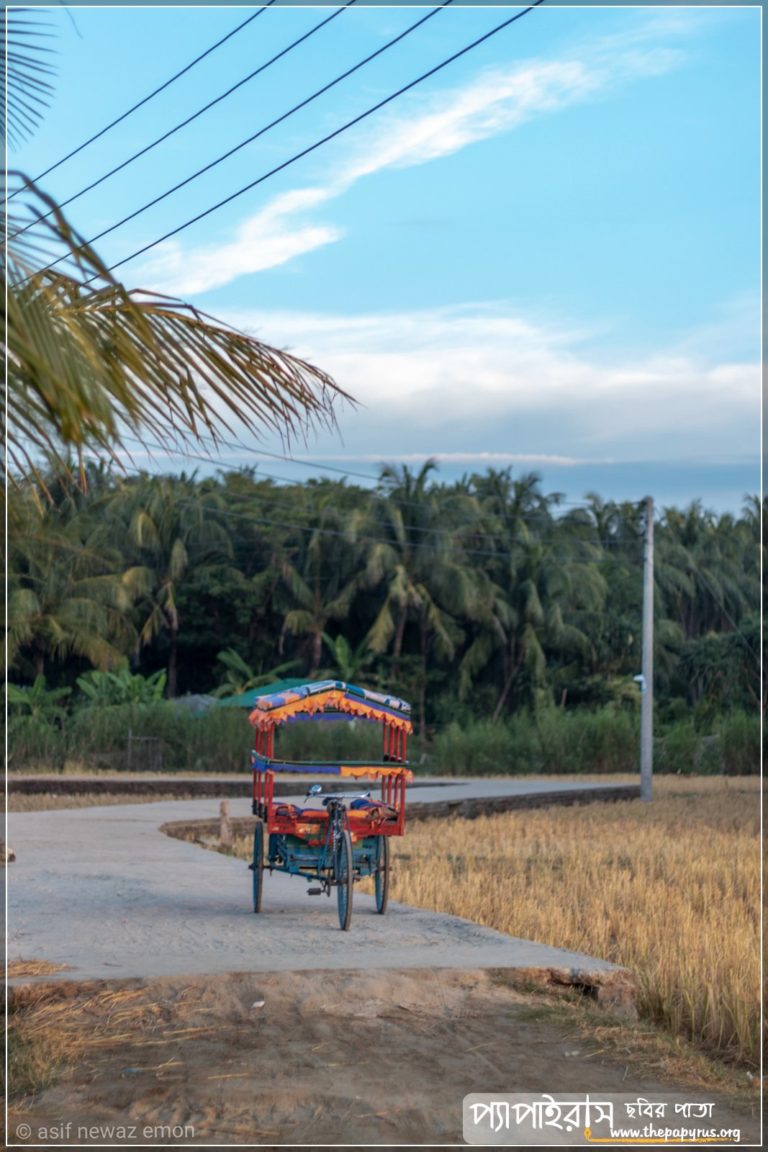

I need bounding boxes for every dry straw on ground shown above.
[7,960,70,978]
[8,792,198,812]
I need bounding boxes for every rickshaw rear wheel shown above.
[252,819,264,913]
[334,828,353,931]
[374,835,390,914]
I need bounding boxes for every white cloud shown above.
[136,188,342,295]
[134,28,687,296]
[220,303,760,462]
[262,450,610,467]
[341,60,602,181]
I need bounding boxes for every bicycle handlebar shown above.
[304,787,372,803]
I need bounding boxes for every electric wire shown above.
[85,440,647,554]
[113,431,602,515]
[11,1,357,236]
[107,2,545,280]
[165,497,658,567]
[20,3,277,187]
[51,1,545,284]
[30,0,455,274]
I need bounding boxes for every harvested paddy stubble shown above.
[382,777,759,1067]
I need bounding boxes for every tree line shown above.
[6,461,761,736]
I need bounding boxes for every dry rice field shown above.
[232,775,761,1068]
[387,776,761,1067]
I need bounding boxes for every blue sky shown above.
[13,4,762,511]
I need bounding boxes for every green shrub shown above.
[432,715,539,776]
[579,709,639,773]
[656,721,700,775]
[717,711,760,775]
[535,709,638,775]
[433,720,513,776]
[76,668,167,706]
[6,714,67,771]
[535,709,577,773]
[275,719,384,764]
[7,703,255,774]
[697,736,723,775]
[433,709,639,777]
[7,675,70,769]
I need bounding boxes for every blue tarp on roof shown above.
[216,678,307,709]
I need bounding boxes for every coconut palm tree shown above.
[6,174,349,488]
[5,480,138,675]
[359,462,474,733]
[276,492,366,676]
[463,471,605,717]
[656,502,755,640]
[105,474,234,695]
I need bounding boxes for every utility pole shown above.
[640,496,654,802]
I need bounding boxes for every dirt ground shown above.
[7,968,761,1148]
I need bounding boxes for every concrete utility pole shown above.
[640,496,654,802]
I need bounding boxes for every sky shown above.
[11,3,762,511]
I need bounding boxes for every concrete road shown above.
[7,782,636,999]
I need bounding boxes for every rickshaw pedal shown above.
[306,887,323,895]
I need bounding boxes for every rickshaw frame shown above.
[248,681,413,930]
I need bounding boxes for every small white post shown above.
[219,799,233,847]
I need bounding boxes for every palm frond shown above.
[5,174,353,482]
[2,10,57,148]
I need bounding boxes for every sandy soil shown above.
[8,968,760,1148]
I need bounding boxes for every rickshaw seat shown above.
[274,803,328,821]
[273,800,397,826]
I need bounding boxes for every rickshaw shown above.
[248,681,413,930]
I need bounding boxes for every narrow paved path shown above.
[8,780,636,1002]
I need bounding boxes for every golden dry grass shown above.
[7,960,70,978]
[230,774,761,1068]
[383,775,761,1067]
[6,985,151,1100]
[7,792,198,811]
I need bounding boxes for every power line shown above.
[91,440,637,553]
[21,4,277,187]
[31,0,454,275]
[113,431,602,517]
[77,1,546,283]
[12,1,357,236]
[77,448,763,573]
[168,494,645,565]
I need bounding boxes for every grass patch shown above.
[5,985,149,1103]
[432,710,641,775]
[8,792,199,812]
[8,960,70,978]
[5,1018,62,1101]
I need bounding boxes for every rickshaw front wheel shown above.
[251,819,264,913]
[334,828,354,931]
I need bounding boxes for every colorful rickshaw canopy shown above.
[248,680,413,734]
